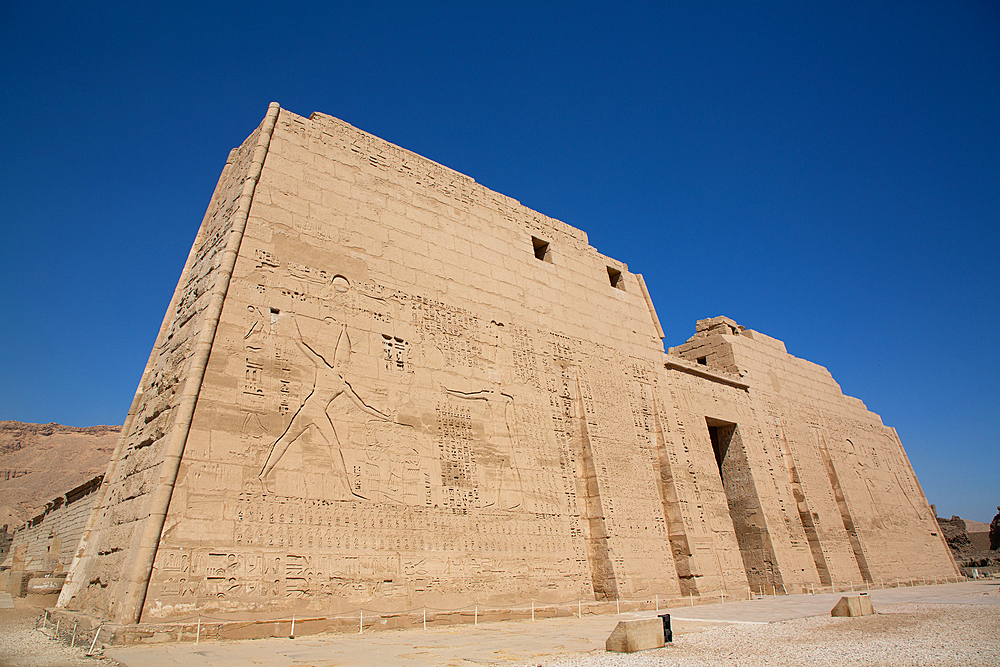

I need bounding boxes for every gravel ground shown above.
[0,602,119,667]
[2,600,997,666]
[505,604,1000,667]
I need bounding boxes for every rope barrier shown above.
[87,592,720,630]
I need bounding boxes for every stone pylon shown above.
[58,104,958,625]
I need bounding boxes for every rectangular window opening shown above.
[607,266,624,290]
[532,236,551,262]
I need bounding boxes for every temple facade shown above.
[58,103,957,624]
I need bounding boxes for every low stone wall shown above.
[3,476,102,598]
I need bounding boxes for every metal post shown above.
[71,620,78,648]
[531,601,535,622]
[689,592,693,607]
[616,598,619,615]
[87,626,102,657]
[655,594,658,612]
[196,618,201,644]
[359,609,363,634]
[290,615,295,639]
[475,604,478,626]
[56,619,61,637]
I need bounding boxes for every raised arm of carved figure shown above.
[286,313,334,368]
[445,388,493,401]
[296,338,332,368]
[333,324,352,370]
[343,381,391,420]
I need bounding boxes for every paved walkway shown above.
[105,581,1000,667]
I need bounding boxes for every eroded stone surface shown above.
[57,105,958,625]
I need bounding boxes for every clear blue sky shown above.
[1,2,996,521]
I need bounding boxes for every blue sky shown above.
[2,2,996,521]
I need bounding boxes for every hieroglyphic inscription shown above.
[437,399,479,511]
[509,324,541,389]
[412,296,480,367]
[134,492,590,611]
[382,335,410,372]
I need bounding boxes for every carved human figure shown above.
[259,314,390,497]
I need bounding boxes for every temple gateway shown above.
[58,103,957,625]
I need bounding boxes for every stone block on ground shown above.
[831,593,874,617]
[606,618,666,653]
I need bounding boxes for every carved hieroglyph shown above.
[58,104,957,624]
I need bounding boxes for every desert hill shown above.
[0,421,118,529]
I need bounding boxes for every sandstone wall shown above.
[140,108,680,621]
[671,317,958,592]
